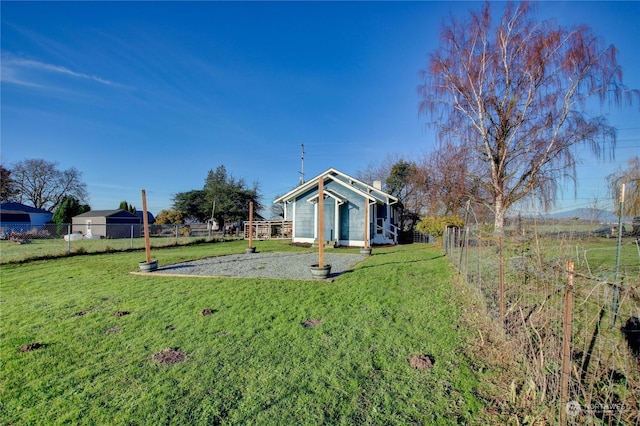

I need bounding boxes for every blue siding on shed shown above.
[339,200,359,241]
[323,182,366,242]
[293,187,315,239]
[340,199,366,242]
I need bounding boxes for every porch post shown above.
[387,204,391,237]
[248,201,253,248]
[334,199,339,245]
[364,198,369,248]
[291,201,296,240]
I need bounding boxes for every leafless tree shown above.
[270,196,285,219]
[418,1,638,234]
[607,156,640,217]
[355,153,403,187]
[418,143,474,217]
[357,154,431,229]
[11,158,88,211]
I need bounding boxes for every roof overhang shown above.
[273,168,398,205]
[307,189,347,205]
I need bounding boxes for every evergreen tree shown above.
[172,165,262,227]
[53,196,90,224]
[118,201,137,214]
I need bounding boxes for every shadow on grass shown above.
[353,254,445,271]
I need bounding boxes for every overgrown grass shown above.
[449,230,640,424]
[0,240,499,424]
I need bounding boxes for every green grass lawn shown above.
[1,240,495,425]
[0,235,227,264]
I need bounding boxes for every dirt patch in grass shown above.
[152,347,188,365]
[73,311,89,317]
[200,309,216,316]
[113,311,130,317]
[20,342,45,352]
[104,326,121,333]
[302,318,323,328]
[290,242,312,248]
[165,325,176,331]
[408,354,435,370]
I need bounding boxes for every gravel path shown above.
[154,252,368,280]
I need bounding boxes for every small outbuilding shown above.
[72,209,142,239]
[273,168,400,247]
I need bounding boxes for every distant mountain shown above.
[542,208,632,223]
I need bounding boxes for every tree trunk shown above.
[494,194,506,236]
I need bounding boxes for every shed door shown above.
[323,197,335,241]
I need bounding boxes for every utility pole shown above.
[299,144,305,185]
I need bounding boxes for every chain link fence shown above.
[445,215,639,424]
[0,223,240,263]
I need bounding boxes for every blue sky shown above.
[2,1,638,216]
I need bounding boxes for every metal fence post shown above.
[67,224,71,254]
[611,183,625,329]
[560,261,574,426]
[446,227,450,256]
[499,235,505,327]
[130,225,134,249]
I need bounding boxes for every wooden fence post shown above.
[249,201,254,249]
[560,260,575,426]
[318,176,325,268]
[141,189,152,264]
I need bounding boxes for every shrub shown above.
[417,215,464,237]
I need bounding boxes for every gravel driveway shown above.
[153,252,368,280]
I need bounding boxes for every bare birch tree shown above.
[418,1,638,233]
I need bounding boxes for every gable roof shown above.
[0,202,51,214]
[273,168,398,205]
[73,209,139,219]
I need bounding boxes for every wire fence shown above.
[444,217,640,424]
[3,217,639,424]
[0,223,240,263]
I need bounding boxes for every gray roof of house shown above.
[73,209,139,218]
